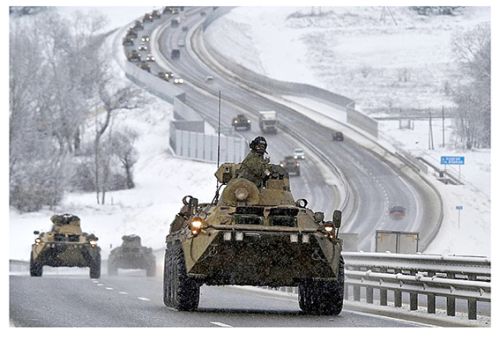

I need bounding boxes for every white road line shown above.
[119,291,128,295]
[210,321,233,328]
[346,310,434,327]
[137,297,150,301]
[97,283,104,286]
[105,287,114,290]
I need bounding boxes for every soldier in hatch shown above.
[237,136,271,188]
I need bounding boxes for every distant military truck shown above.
[280,156,300,176]
[171,49,180,59]
[143,13,153,23]
[108,235,156,277]
[171,17,180,28]
[139,62,151,72]
[332,130,344,141]
[30,214,101,278]
[258,110,278,134]
[133,20,144,31]
[122,37,134,46]
[232,114,251,131]
[127,50,141,62]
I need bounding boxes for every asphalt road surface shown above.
[10,271,420,327]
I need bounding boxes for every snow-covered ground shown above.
[9,6,491,261]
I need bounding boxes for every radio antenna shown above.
[217,90,221,168]
[212,90,222,205]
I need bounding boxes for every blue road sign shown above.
[441,156,465,165]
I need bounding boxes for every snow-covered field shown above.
[9,6,491,261]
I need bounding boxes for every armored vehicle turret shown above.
[30,214,101,278]
[163,161,344,315]
[108,235,156,277]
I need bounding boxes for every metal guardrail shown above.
[343,252,490,320]
[114,10,248,164]
[258,252,490,321]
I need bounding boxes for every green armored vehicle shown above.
[108,235,156,276]
[30,214,101,278]
[163,162,344,315]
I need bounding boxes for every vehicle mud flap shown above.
[89,252,101,279]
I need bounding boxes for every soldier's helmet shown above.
[250,136,267,155]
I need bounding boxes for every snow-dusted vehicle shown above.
[108,235,156,277]
[163,161,344,315]
[30,214,101,278]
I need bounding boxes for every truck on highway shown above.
[171,49,180,59]
[171,17,180,28]
[258,110,278,134]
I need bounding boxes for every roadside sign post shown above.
[441,156,465,182]
[456,205,463,229]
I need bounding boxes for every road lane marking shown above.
[105,287,114,290]
[119,291,128,295]
[97,283,104,286]
[137,297,150,301]
[210,321,233,328]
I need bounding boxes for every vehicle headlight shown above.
[323,222,334,233]
[189,217,206,235]
[89,240,98,246]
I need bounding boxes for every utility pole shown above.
[442,106,445,148]
[428,108,434,150]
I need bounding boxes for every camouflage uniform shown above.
[237,150,270,188]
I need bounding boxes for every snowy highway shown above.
[9,272,420,327]
[138,8,440,251]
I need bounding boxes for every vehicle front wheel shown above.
[298,257,344,315]
[163,243,199,311]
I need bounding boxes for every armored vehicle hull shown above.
[164,164,344,315]
[108,235,156,276]
[30,214,101,278]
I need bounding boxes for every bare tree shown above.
[451,23,490,149]
[93,82,143,204]
[111,129,139,189]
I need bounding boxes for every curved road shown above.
[134,8,434,251]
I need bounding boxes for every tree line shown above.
[10,10,145,212]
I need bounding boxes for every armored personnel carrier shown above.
[163,162,344,315]
[30,214,101,278]
[108,235,156,277]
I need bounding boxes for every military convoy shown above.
[30,214,101,278]
[108,235,156,277]
[163,160,344,315]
